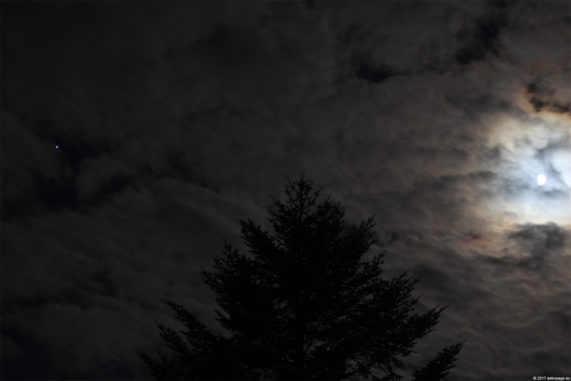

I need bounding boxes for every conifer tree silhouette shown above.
[141,176,464,380]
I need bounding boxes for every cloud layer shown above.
[2,2,569,379]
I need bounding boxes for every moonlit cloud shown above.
[483,112,570,226]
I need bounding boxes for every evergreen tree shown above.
[141,176,464,380]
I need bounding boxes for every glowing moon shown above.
[537,174,546,186]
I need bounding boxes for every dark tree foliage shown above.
[141,176,464,380]
[412,341,466,381]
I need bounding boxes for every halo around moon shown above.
[483,113,570,226]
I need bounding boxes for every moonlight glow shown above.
[485,115,571,226]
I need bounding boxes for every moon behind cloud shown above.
[483,113,571,227]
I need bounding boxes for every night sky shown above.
[1,1,570,380]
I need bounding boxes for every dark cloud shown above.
[454,1,509,65]
[509,223,569,256]
[527,81,571,115]
[352,54,394,84]
[2,1,570,380]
